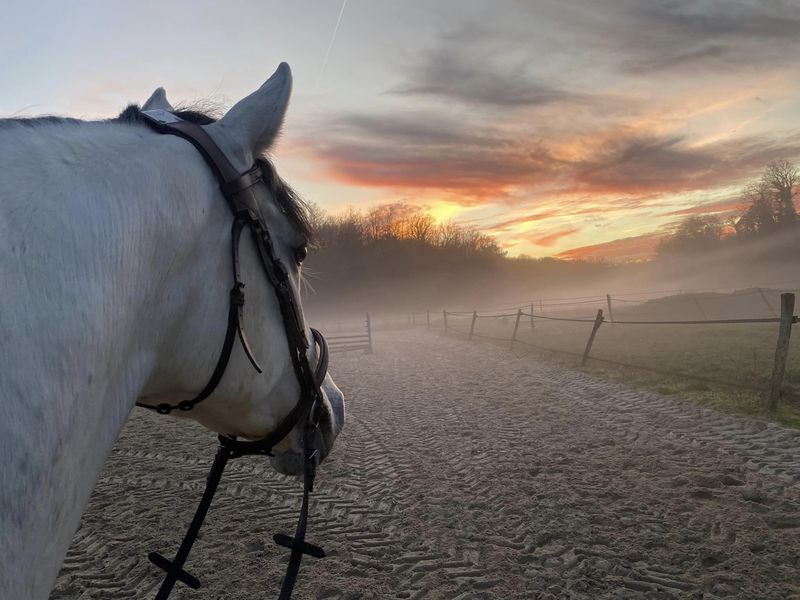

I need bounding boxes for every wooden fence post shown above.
[691,296,708,320]
[366,313,374,354]
[768,293,795,410]
[443,310,448,333]
[468,311,478,340]
[758,287,777,318]
[530,303,535,331]
[581,309,604,366]
[426,310,430,329]
[606,294,615,327]
[510,309,522,350]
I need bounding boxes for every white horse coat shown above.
[0,63,344,599]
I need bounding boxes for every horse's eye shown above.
[294,245,308,264]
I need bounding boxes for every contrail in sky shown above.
[317,0,348,90]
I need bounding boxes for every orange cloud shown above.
[557,232,664,261]
[664,197,744,217]
[485,210,564,232]
[531,227,581,247]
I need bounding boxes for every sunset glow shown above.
[3,0,799,260]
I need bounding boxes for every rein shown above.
[134,109,329,599]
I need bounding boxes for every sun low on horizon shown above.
[3,0,799,261]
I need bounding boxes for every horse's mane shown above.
[0,106,315,241]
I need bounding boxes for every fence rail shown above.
[420,293,797,409]
[327,313,373,354]
[429,281,800,318]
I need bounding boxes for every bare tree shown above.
[436,221,464,248]
[763,159,798,227]
[735,180,778,235]
[406,213,436,243]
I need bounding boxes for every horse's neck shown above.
[0,123,227,598]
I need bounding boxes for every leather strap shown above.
[135,108,326,446]
[136,218,261,413]
[137,108,330,600]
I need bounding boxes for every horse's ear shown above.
[212,63,292,154]
[142,87,174,112]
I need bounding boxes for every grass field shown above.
[442,312,800,428]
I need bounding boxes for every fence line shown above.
[424,293,798,409]
[441,281,800,315]
[521,313,795,326]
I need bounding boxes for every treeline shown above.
[302,203,614,314]
[303,204,503,312]
[309,203,503,257]
[658,160,799,254]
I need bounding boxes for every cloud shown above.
[309,108,800,204]
[573,133,800,195]
[484,210,564,233]
[296,9,800,259]
[392,45,575,108]
[556,232,664,261]
[388,21,619,110]
[307,110,560,200]
[664,197,744,218]
[598,0,800,73]
[530,227,581,247]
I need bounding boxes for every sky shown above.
[2,0,800,260]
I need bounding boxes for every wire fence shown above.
[426,281,800,321]
[413,291,798,409]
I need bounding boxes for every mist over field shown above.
[303,211,800,323]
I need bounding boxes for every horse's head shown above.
[138,64,343,475]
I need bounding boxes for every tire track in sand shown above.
[54,330,800,599]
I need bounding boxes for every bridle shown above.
[134,109,330,600]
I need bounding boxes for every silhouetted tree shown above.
[763,159,798,227]
[406,213,436,243]
[735,180,778,236]
[657,214,723,254]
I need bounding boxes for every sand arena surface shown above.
[52,330,800,599]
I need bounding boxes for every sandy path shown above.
[52,330,800,599]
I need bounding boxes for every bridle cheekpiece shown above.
[135,109,330,600]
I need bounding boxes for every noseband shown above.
[134,109,330,600]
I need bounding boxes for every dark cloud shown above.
[574,135,715,193]
[507,0,800,74]
[574,133,800,194]
[388,21,614,109]
[328,113,503,148]
[632,0,800,41]
[609,0,800,73]
[392,46,576,108]
[310,110,560,200]
[311,106,800,202]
